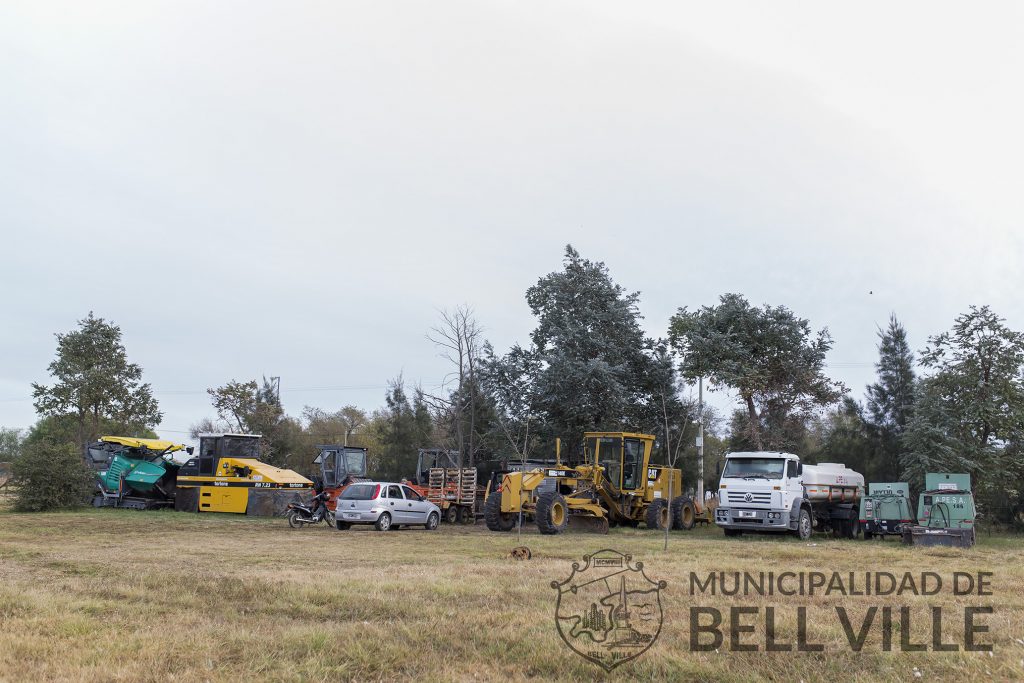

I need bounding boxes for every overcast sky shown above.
[3,1,1022,442]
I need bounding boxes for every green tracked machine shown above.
[87,436,193,510]
[902,473,976,548]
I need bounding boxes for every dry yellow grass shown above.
[0,508,1022,682]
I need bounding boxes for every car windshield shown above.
[723,458,786,480]
[339,483,378,500]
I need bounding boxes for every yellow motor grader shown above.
[484,432,698,535]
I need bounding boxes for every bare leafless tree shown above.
[426,306,485,467]
[660,386,690,551]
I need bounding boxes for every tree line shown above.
[4,245,1023,523]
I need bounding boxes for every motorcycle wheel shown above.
[287,510,303,529]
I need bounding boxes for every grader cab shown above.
[484,432,693,535]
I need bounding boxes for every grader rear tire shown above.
[645,499,671,531]
[484,493,516,532]
[671,497,697,531]
[536,492,569,535]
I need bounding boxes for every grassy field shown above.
[0,509,1022,682]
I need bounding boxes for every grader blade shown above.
[566,515,610,534]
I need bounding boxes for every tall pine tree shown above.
[864,314,916,481]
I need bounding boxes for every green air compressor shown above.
[859,482,915,539]
[902,473,976,548]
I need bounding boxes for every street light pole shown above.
[697,377,704,506]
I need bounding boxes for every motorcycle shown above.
[286,491,333,528]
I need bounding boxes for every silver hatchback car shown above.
[334,481,441,532]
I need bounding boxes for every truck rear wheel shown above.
[796,508,812,540]
[645,499,670,531]
[457,506,475,525]
[444,506,457,524]
[671,497,697,530]
[536,492,568,535]
[484,493,516,532]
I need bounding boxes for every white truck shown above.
[714,451,865,540]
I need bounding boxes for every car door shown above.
[402,485,430,524]
[384,484,409,523]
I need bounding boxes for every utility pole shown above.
[697,377,705,506]
[270,376,281,404]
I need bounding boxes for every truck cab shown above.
[714,451,804,536]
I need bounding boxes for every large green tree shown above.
[302,405,369,446]
[669,293,845,451]
[32,313,161,446]
[901,306,1024,514]
[0,427,22,462]
[199,376,300,467]
[485,245,671,455]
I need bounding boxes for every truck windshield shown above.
[723,458,786,480]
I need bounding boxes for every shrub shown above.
[12,439,94,512]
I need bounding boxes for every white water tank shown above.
[802,463,864,502]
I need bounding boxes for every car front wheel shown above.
[426,512,439,530]
[375,512,392,532]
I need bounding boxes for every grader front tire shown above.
[484,493,516,532]
[536,492,569,535]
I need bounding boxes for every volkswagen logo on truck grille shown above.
[744,492,753,503]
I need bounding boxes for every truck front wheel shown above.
[795,508,812,540]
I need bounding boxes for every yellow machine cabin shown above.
[484,432,684,535]
[175,433,312,514]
